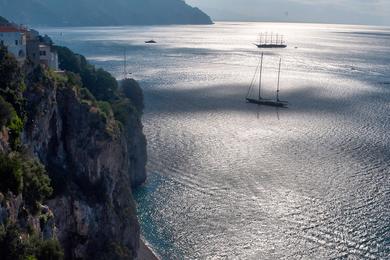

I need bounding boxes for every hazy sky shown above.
[187,0,390,26]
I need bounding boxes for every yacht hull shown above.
[246,98,288,108]
[255,44,287,49]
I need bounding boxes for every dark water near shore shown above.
[40,22,390,259]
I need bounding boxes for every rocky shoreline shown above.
[137,239,160,260]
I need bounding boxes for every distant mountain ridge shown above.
[0,0,212,26]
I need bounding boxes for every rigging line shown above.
[246,61,259,98]
[246,55,262,98]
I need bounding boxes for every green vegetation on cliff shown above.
[0,46,63,259]
[0,47,25,149]
[0,225,63,260]
[55,45,145,125]
[55,46,118,102]
[1,32,146,258]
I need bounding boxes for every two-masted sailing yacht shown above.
[255,32,287,49]
[246,53,288,107]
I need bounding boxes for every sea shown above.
[39,22,390,259]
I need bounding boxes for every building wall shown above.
[26,30,40,66]
[39,44,58,70]
[26,39,40,66]
[0,31,26,63]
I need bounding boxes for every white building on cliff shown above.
[0,25,27,63]
[0,25,59,70]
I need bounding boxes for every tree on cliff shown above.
[0,16,9,25]
[55,46,118,102]
[0,46,25,149]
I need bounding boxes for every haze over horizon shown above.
[187,0,390,26]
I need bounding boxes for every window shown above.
[0,40,3,45]
[40,50,47,56]
[15,40,18,45]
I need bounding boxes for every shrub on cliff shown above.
[0,96,23,142]
[0,153,52,212]
[97,101,113,120]
[0,153,23,194]
[120,78,144,113]
[22,159,53,212]
[82,67,118,101]
[0,96,14,128]
[112,98,137,126]
[0,225,63,260]
[55,46,118,102]
[29,237,64,260]
[0,47,26,149]
[111,79,144,128]
[6,110,23,150]
[0,225,25,260]
[0,46,25,117]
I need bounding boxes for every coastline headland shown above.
[0,16,155,259]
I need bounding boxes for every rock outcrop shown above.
[0,192,56,239]
[18,68,146,259]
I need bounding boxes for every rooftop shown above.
[0,25,27,33]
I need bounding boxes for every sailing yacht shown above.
[246,53,288,107]
[255,33,287,49]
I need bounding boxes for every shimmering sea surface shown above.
[40,22,390,259]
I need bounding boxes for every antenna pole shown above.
[259,52,264,100]
[276,57,282,101]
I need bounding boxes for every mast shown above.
[276,57,282,101]
[259,52,264,100]
[123,48,127,79]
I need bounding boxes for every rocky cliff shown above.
[0,45,147,259]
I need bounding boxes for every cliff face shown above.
[0,0,212,26]
[19,69,146,259]
[0,192,56,239]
